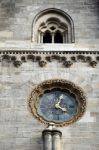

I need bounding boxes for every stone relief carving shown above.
[28,79,86,127]
[0,51,98,68]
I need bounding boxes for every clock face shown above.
[29,79,86,127]
[37,89,78,123]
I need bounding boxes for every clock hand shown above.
[59,94,64,101]
[56,94,64,105]
[55,103,67,112]
[55,94,67,112]
[61,107,67,112]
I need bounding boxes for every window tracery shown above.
[32,8,75,44]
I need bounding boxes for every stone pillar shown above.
[42,129,52,150]
[42,125,62,150]
[52,130,62,150]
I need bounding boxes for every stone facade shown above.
[0,0,99,150]
[0,0,99,49]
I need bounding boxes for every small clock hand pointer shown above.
[55,94,67,112]
[61,107,67,112]
[56,94,64,105]
[55,103,67,112]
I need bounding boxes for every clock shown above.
[29,79,86,127]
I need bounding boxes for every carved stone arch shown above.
[32,8,75,43]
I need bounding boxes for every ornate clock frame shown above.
[29,79,86,127]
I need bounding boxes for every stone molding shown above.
[0,50,99,54]
[42,129,62,137]
[0,50,99,68]
[29,79,86,127]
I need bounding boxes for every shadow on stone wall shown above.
[0,0,16,16]
[85,0,99,18]
[0,0,22,30]
[95,1,99,18]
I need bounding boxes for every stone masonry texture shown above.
[0,0,99,49]
[0,0,99,150]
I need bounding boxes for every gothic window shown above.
[39,21,66,43]
[32,8,75,43]
[54,31,63,43]
[43,31,52,43]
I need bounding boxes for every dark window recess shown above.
[43,31,52,43]
[50,26,56,30]
[54,31,63,43]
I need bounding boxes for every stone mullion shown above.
[52,32,55,43]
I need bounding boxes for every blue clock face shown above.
[37,89,78,123]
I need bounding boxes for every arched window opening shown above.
[43,31,52,43]
[32,8,75,43]
[54,31,63,43]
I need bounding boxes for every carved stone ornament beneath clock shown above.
[29,79,86,127]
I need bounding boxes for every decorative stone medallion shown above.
[29,79,86,127]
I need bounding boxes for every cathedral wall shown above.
[0,0,99,49]
[0,0,99,150]
[0,57,99,150]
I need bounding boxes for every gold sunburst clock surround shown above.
[29,79,86,127]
